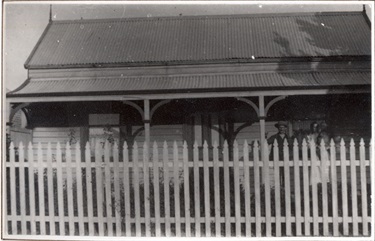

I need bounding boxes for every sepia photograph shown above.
[2,1,374,239]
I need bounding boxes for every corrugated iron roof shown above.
[26,12,371,68]
[8,71,370,97]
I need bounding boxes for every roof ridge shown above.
[51,11,365,25]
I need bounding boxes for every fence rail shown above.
[4,138,372,237]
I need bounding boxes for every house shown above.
[6,10,371,157]
[4,9,372,237]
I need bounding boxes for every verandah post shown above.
[258,96,266,164]
[144,99,151,156]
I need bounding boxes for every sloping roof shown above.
[8,71,370,97]
[25,12,371,68]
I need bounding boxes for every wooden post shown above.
[259,96,266,161]
[144,99,151,154]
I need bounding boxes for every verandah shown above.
[5,138,372,237]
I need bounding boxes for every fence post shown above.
[173,141,181,236]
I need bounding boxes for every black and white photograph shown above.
[2,1,374,239]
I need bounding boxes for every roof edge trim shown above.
[50,11,365,25]
[24,21,53,69]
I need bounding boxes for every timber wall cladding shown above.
[5,138,372,237]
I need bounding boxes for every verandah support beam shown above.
[8,103,30,125]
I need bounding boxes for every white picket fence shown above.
[4,138,372,237]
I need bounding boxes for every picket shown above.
[301,139,310,236]
[173,141,181,236]
[349,139,359,235]
[18,143,26,234]
[340,139,349,235]
[320,141,329,236]
[263,141,272,237]
[56,142,65,235]
[183,142,191,237]
[213,141,221,237]
[192,142,200,237]
[123,142,131,236]
[359,139,368,236]
[143,142,151,236]
[103,141,113,236]
[47,142,56,235]
[243,140,251,237]
[253,141,261,237]
[85,143,94,235]
[233,141,241,237]
[329,139,339,236]
[112,142,121,236]
[163,141,171,236]
[75,142,85,235]
[9,142,17,235]
[273,140,281,236]
[310,140,319,236]
[202,141,210,237]
[95,141,105,236]
[223,141,231,236]
[152,142,161,236]
[37,142,46,235]
[283,140,292,236]
[293,139,302,236]
[5,138,372,238]
[132,142,141,236]
[27,142,35,235]
[65,142,75,236]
